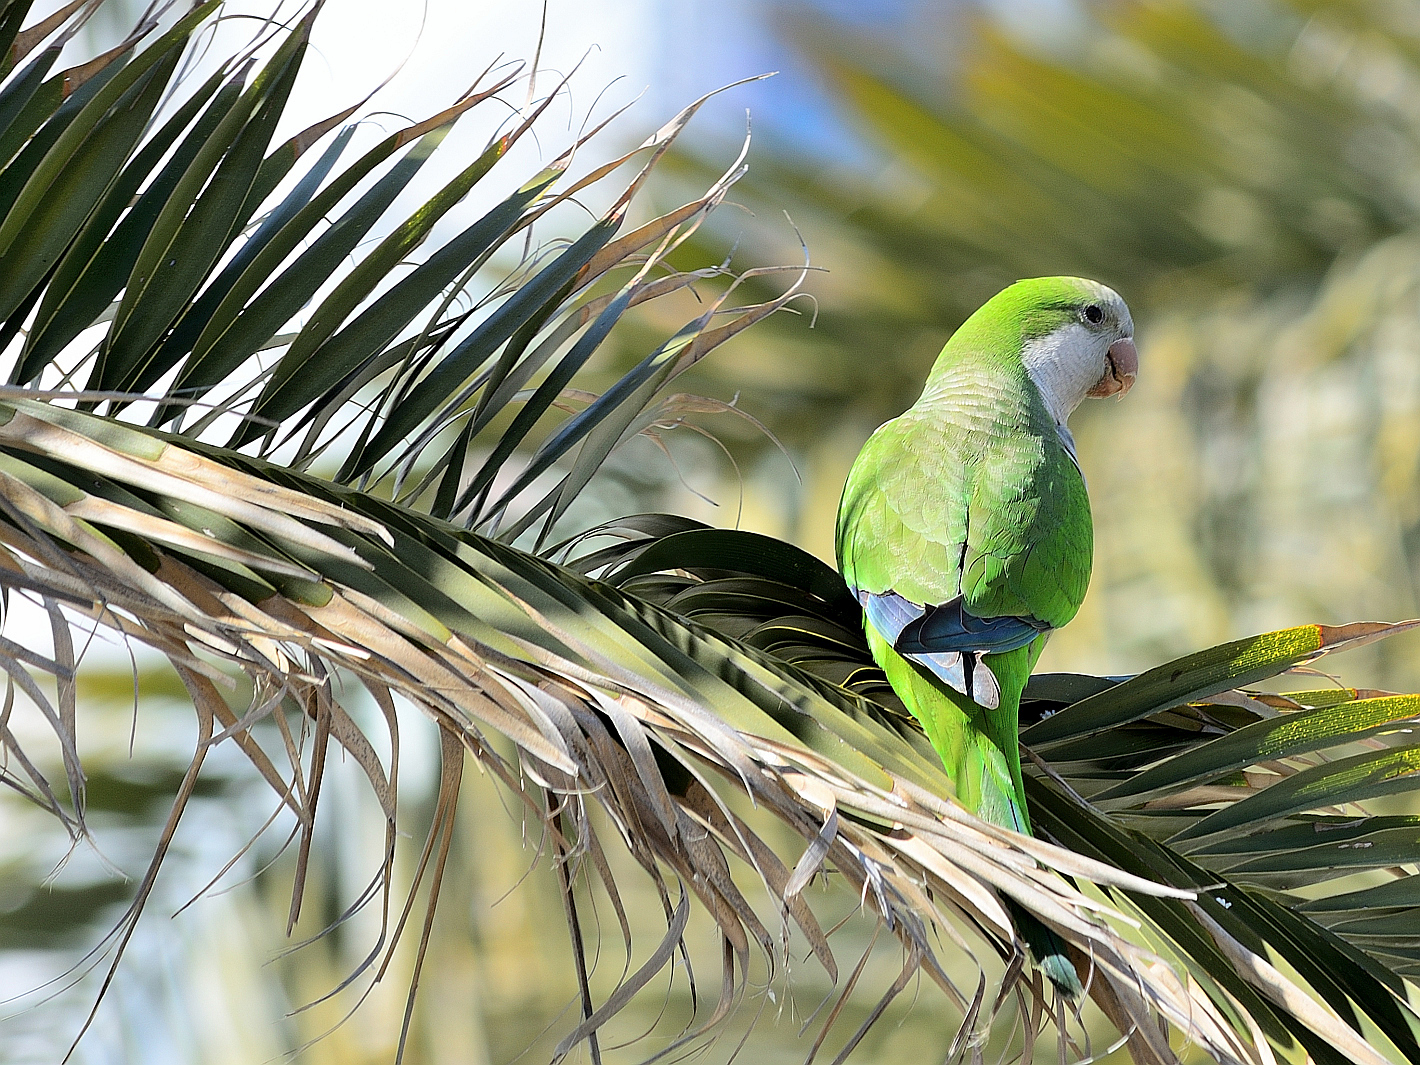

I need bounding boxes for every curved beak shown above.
[1088,336,1138,398]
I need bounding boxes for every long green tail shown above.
[866,628,1082,997]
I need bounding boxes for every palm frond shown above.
[0,395,1266,1064]
[592,521,1420,1065]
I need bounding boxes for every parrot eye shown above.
[1083,304,1104,325]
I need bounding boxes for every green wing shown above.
[836,362,1091,631]
[837,408,968,608]
[837,358,1095,999]
[958,415,1092,630]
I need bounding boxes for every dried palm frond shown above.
[592,522,1420,1064]
[0,395,1319,1065]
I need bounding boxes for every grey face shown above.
[1024,282,1136,425]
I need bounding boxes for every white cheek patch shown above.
[1022,322,1105,427]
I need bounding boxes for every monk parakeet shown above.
[836,276,1137,990]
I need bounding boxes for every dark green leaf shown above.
[0,45,179,323]
[0,49,126,259]
[0,2,219,265]
[607,528,860,624]
[238,153,556,447]
[341,215,621,480]
[1189,815,1420,855]
[97,10,310,392]
[0,879,132,948]
[166,125,452,416]
[560,514,711,574]
[1097,694,1420,802]
[0,41,56,159]
[0,1,36,80]
[1214,821,1420,875]
[491,320,709,544]
[131,124,357,398]
[1021,623,1416,747]
[1171,744,1420,844]
[454,286,636,519]
[16,65,233,384]
[1022,775,1298,1046]
[1300,874,1420,913]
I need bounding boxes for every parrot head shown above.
[930,276,1137,428]
[1011,276,1136,425]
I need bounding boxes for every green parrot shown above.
[835,276,1137,992]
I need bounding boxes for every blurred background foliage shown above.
[645,0,1420,694]
[9,0,1420,1061]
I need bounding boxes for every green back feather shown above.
[835,275,1104,802]
[836,340,1092,630]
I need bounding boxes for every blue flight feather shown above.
[858,590,1018,707]
[895,597,1048,656]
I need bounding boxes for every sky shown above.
[44,0,1096,270]
[74,0,979,173]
